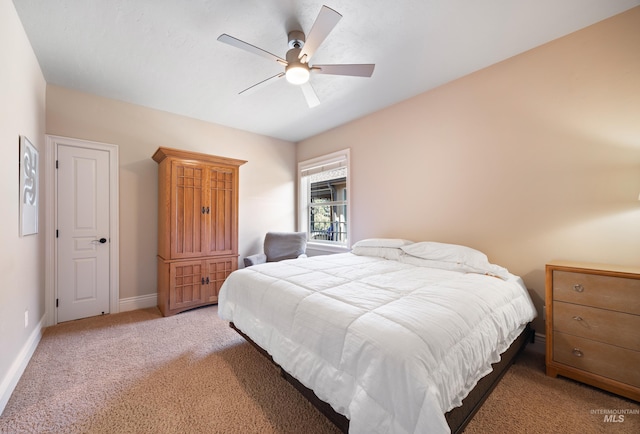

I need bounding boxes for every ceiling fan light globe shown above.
[285,65,310,85]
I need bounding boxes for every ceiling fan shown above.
[217,5,375,108]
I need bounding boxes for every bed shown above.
[218,239,537,433]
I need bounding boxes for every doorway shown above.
[45,136,119,325]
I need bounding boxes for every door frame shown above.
[45,135,120,325]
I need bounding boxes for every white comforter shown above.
[218,253,537,433]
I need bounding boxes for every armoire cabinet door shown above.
[168,257,238,309]
[171,161,206,259]
[205,166,236,256]
[204,256,238,303]
[169,260,205,311]
[170,161,238,259]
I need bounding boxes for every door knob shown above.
[92,238,108,244]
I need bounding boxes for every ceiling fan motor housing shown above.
[288,30,305,49]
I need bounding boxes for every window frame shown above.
[298,149,351,253]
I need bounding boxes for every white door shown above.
[57,144,111,322]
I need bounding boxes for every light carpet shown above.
[0,306,638,433]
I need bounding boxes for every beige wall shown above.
[46,86,297,300]
[298,8,640,333]
[0,0,47,409]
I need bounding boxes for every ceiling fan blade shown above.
[312,64,375,77]
[239,72,285,95]
[298,5,342,63]
[300,82,320,108]
[218,34,287,65]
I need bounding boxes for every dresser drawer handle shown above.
[572,316,583,321]
[572,348,584,357]
[573,284,584,292]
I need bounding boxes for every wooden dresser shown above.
[153,147,246,316]
[545,260,640,401]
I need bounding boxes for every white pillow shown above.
[401,241,488,264]
[351,246,404,261]
[352,238,414,248]
[400,241,510,280]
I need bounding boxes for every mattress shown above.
[218,252,537,433]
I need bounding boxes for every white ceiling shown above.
[13,0,640,142]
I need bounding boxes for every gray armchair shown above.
[244,232,308,267]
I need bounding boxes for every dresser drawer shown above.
[552,270,640,315]
[553,301,640,351]
[553,332,640,387]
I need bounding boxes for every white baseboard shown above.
[119,293,157,312]
[0,316,45,416]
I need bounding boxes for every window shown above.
[298,149,350,249]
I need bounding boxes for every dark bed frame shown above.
[230,322,533,434]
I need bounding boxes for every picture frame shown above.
[19,135,39,236]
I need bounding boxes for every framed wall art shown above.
[19,135,39,236]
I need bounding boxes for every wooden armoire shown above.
[152,147,246,316]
